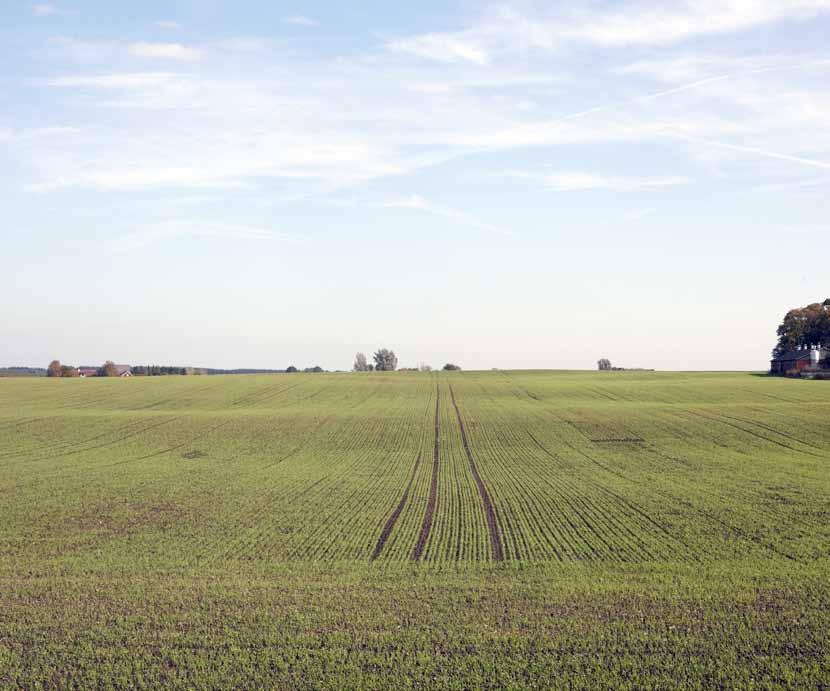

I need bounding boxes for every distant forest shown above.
[129,366,293,376]
[8,348,458,377]
[0,367,47,377]
[204,368,288,375]
[2,365,292,377]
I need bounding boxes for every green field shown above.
[1,371,828,689]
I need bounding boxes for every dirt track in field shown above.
[412,384,440,561]
[449,384,504,562]
[372,453,421,560]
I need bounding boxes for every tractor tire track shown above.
[540,411,791,562]
[526,431,694,559]
[231,381,303,408]
[448,384,504,562]
[488,376,701,561]
[412,384,440,561]
[371,454,421,561]
[27,416,184,465]
[100,419,234,468]
[259,415,336,472]
[0,419,148,460]
[542,417,802,563]
[687,410,824,459]
[717,412,827,453]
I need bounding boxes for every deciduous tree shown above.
[47,360,62,378]
[98,361,118,377]
[774,301,830,356]
[353,352,369,372]
[373,348,398,371]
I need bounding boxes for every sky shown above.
[1,0,829,371]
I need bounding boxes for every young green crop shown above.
[0,370,828,688]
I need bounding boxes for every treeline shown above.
[45,360,208,377]
[132,366,207,376]
[42,359,324,377]
[35,352,464,378]
[0,366,47,377]
[205,368,288,375]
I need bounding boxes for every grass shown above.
[0,370,828,688]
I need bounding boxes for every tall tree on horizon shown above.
[353,352,369,372]
[373,348,398,372]
[98,361,118,377]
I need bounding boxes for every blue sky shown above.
[2,1,829,371]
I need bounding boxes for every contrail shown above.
[663,129,830,170]
[635,74,733,102]
[538,59,830,173]
[543,73,736,127]
[543,58,830,131]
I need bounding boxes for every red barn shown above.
[770,346,828,376]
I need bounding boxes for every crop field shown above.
[1,371,828,689]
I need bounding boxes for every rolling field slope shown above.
[1,371,828,688]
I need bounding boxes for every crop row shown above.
[1,371,828,566]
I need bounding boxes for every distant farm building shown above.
[77,365,133,377]
[770,345,829,377]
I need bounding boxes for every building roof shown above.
[114,364,132,376]
[772,347,828,362]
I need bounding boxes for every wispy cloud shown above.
[33,4,58,16]
[18,2,830,201]
[387,33,488,65]
[620,208,658,222]
[386,1,830,65]
[114,220,299,252]
[758,176,830,191]
[128,42,203,61]
[28,167,252,192]
[382,194,510,235]
[568,0,830,46]
[44,72,178,88]
[527,172,690,192]
[382,194,431,210]
[283,16,318,27]
[2,126,80,142]
[616,54,778,83]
